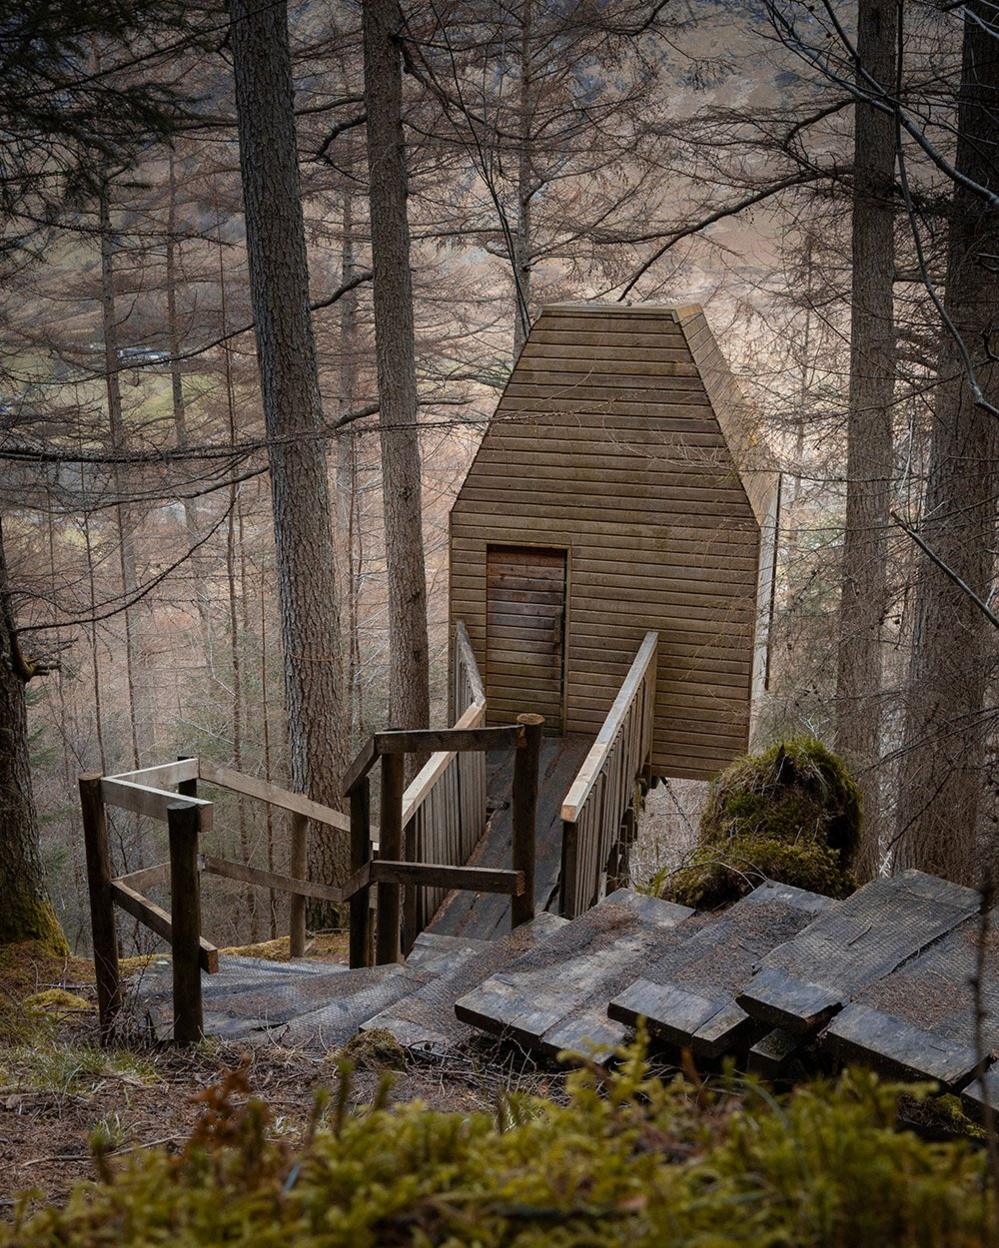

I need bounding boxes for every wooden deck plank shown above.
[453,889,695,1055]
[608,881,837,1057]
[737,871,979,1034]
[822,909,999,1086]
[362,913,567,1054]
[428,734,592,940]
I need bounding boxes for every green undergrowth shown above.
[0,945,155,1097]
[652,737,862,908]
[3,1038,995,1247]
[0,1030,158,1097]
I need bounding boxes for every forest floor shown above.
[0,936,560,1214]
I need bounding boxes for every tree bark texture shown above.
[100,180,152,771]
[362,0,430,738]
[834,0,898,878]
[894,3,999,884]
[167,152,212,666]
[230,0,349,902]
[512,0,534,358]
[0,524,68,951]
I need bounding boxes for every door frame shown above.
[484,541,571,733]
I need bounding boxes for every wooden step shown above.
[363,913,568,1055]
[266,964,438,1051]
[406,931,488,972]
[138,953,351,1042]
[737,871,980,1034]
[823,908,999,1087]
[454,889,694,1056]
[608,881,836,1058]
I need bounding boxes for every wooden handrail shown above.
[101,777,211,824]
[198,760,354,834]
[401,700,485,825]
[455,619,485,706]
[560,631,658,919]
[561,631,658,821]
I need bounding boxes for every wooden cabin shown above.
[448,302,779,781]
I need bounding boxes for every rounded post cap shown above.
[516,713,545,727]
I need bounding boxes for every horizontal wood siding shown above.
[450,305,764,780]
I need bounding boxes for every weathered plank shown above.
[823,909,999,1086]
[429,734,592,941]
[363,913,567,1054]
[199,853,345,904]
[372,860,524,895]
[454,889,694,1055]
[110,881,218,973]
[747,1028,803,1078]
[737,871,980,1033]
[198,761,351,833]
[608,882,836,1057]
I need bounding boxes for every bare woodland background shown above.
[1,0,996,953]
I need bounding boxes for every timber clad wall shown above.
[449,303,778,781]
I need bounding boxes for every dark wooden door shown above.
[485,545,567,731]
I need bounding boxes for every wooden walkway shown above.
[135,869,999,1120]
[427,734,592,941]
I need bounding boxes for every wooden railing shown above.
[559,631,658,919]
[81,757,364,1045]
[398,621,488,946]
[344,716,542,968]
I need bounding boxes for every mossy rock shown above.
[24,988,93,1015]
[649,738,861,910]
[702,737,861,866]
[654,834,856,910]
[334,1028,406,1071]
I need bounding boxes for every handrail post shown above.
[168,801,204,1044]
[512,713,544,928]
[560,817,579,919]
[349,776,372,968]
[80,774,121,1043]
[177,755,197,798]
[376,749,405,963]
[289,811,307,957]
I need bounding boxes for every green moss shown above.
[0,893,69,958]
[24,988,93,1015]
[701,737,862,867]
[1,1042,991,1246]
[649,738,862,909]
[653,834,856,910]
[334,1028,407,1071]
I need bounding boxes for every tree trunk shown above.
[99,178,151,770]
[335,140,362,742]
[0,522,68,952]
[362,0,430,742]
[894,2,999,884]
[834,0,898,878]
[166,152,213,666]
[229,0,349,909]
[512,0,534,358]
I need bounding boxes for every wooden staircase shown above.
[133,868,999,1125]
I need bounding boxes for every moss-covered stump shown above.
[653,738,861,909]
[0,893,69,958]
[656,834,856,910]
[1,1046,992,1247]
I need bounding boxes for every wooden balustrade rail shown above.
[83,754,365,1045]
[345,708,543,969]
[559,631,658,919]
[397,620,489,947]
